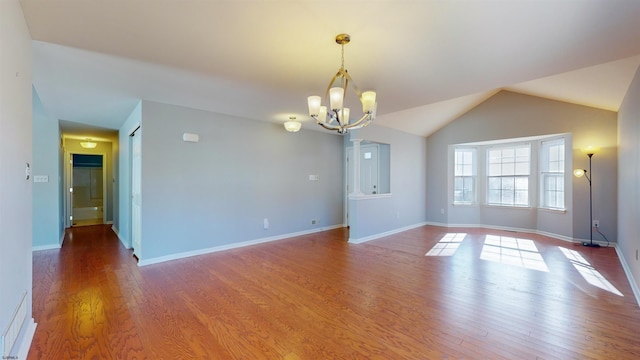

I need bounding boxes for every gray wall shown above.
[348,124,428,240]
[33,88,62,249]
[132,100,344,262]
[618,65,640,288]
[426,91,618,241]
[0,0,34,354]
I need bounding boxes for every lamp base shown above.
[582,242,601,248]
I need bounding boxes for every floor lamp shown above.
[573,150,599,247]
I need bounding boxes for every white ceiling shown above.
[20,0,640,137]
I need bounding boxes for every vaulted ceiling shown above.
[20,0,640,137]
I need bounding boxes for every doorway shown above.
[67,154,106,227]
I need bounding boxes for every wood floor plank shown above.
[29,224,640,359]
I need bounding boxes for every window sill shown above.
[538,207,567,214]
[482,204,533,210]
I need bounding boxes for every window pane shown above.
[515,190,528,205]
[488,189,501,204]
[502,163,515,175]
[540,139,565,210]
[502,188,514,205]
[515,162,529,175]
[515,177,528,190]
[488,177,501,190]
[454,149,475,204]
[502,177,514,190]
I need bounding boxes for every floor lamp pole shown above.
[584,153,599,247]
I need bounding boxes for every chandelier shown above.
[307,34,377,134]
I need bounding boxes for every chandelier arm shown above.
[319,123,342,131]
[345,113,373,129]
[348,120,373,131]
[316,118,342,131]
[332,110,343,126]
[343,70,362,98]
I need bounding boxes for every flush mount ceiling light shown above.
[284,116,302,132]
[307,34,377,134]
[80,139,97,149]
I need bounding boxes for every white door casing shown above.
[131,129,142,258]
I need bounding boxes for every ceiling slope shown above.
[21,0,640,136]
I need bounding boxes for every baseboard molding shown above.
[138,224,345,267]
[15,318,36,359]
[110,225,132,249]
[348,222,428,244]
[614,246,640,308]
[32,243,61,251]
[424,221,608,246]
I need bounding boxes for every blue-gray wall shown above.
[118,100,344,263]
[347,125,428,241]
[426,91,618,241]
[0,1,35,355]
[618,64,640,290]
[32,88,63,249]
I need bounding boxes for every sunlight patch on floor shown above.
[425,233,467,256]
[559,247,623,296]
[480,235,549,272]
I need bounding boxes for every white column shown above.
[351,138,364,196]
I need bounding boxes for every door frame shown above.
[64,151,107,228]
[130,127,142,258]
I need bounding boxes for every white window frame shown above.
[539,138,566,210]
[486,144,531,207]
[453,147,476,204]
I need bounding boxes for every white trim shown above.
[111,225,132,249]
[15,318,36,360]
[614,245,640,308]
[348,222,428,244]
[423,221,602,245]
[137,224,345,266]
[32,243,61,251]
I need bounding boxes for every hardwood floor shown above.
[30,225,640,359]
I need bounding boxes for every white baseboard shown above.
[424,221,609,246]
[348,222,428,244]
[32,243,61,251]
[614,246,640,308]
[15,318,36,359]
[138,224,345,267]
[110,225,132,249]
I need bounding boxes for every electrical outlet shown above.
[263,218,269,230]
[311,219,317,225]
[592,220,599,228]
